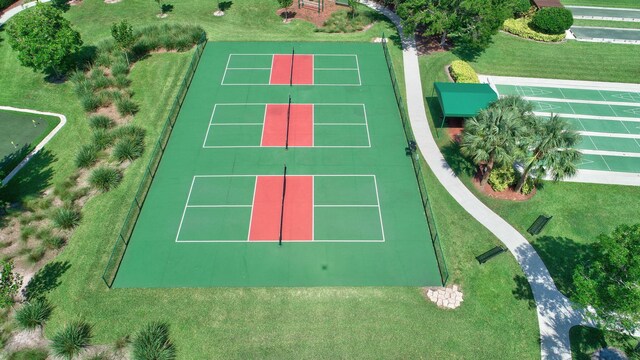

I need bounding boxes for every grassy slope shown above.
[467,33,640,83]
[562,0,640,8]
[419,49,640,297]
[0,0,538,358]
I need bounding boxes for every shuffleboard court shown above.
[113,42,441,288]
[493,82,640,174]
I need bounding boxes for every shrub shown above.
[133,322,176,360]
[90,69,112,90]
[20,225,36,242]
[111,59,130,77]
[115,96,139,116]
[88,115,114,130]
[488,165,516,192]
[89,167,122,192]
[531,7,573,35]
[69,71,86,84]
[503,18,565,42]
[449,60,479,83]
[73,77,92,97]
[114,74,131,88]
[91,129,114,150]
[113,138,144,162]
[51,206,81,229]
[43,235,65,249]
[94,52,113,67]
[75,144,98,168]
[113,124,146,142]
[7,349,49,360]
[27,247,46,264]
[80,93,103,112]
[511,0,531,17]
[316,10,371,33]
[50,321,93,360]
[519,174,535,195]
[15,298,53,330]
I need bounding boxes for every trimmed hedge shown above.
[503,18,565,42]
[531,7,573,35]
[449,60,479,83]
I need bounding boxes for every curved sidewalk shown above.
[361,1,588,358]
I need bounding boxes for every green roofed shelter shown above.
[434,82,498,130]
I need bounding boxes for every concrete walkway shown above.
[361,1,590,358]
[0,0,51,26]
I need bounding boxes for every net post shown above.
[279,164,288,246]
[286,95,291,150]
[290,47,295,86]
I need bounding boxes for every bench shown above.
[527,215,552,236]
[476,246,506,264]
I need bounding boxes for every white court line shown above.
[269,54,274,84]
[222,83,362,86]
[534,112,640,122]
[601,155,613,171]
[580,149,640,157]
[373,175,385,242]
[311,176,315,241]
[311,54,314,85]
[204,145,371,148]
[355,55,362,86]
[202,104,217,147]
[523,96,640,107]
[178,239,385,243]
[221,55,232,85]
[314,68,359,71]
[481,74,640,93]
[210,123,263,126]
[260,104,267,146]
[227,67,271,70]
[187,205,252,208]
[315,205,379,207]
[314,123,366,126]
[175,177,197,242]
[311,103,315,147]
[246,177,258,241]
[363,104,372,147]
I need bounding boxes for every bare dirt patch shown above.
[5,330,49,354]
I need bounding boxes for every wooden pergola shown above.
[531,0,563,8]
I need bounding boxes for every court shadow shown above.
[23,260,72,301]
[0,148,56,203]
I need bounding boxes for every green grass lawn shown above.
[0,0,539,358]
[419,47,640,299]
[465,33,640,83]
[0,109,59,176]
[562,0,640,8]
[573,19,640,29]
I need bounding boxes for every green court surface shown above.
[495,84,640,173]
[114,42,441,288]
[0,109,59,174]
[566,6,640,20]
[571,26,640,42]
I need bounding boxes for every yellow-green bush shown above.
[449,60,479,84]
[502,18,565,42]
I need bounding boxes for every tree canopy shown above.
[6,4,82,76]
[397,0,512,49]
[111,20,135,65]
[573,224,640,336]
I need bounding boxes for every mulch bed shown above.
[415,31,451,55]
[471,173,536,201]
[276,0,350,27]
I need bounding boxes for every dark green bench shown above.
[476,246,506,264]
[527,215,552,236]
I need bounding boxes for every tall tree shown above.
[397,0,511,49]
[0,260,23,309]
[6,4,82,77]
[514,115,581,193]
[111,20,136,65]
[460,106,526,185]
[573,224,640,339]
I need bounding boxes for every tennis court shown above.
[112,42,442,288]
[0,108,59,175]
[494,81,640,174]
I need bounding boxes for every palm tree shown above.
[492,95,535,117]
[132,322,176,360]
[15,298,54,334]
[514,114,581,193]
[460,106,527,185]
[50,321,93,359]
